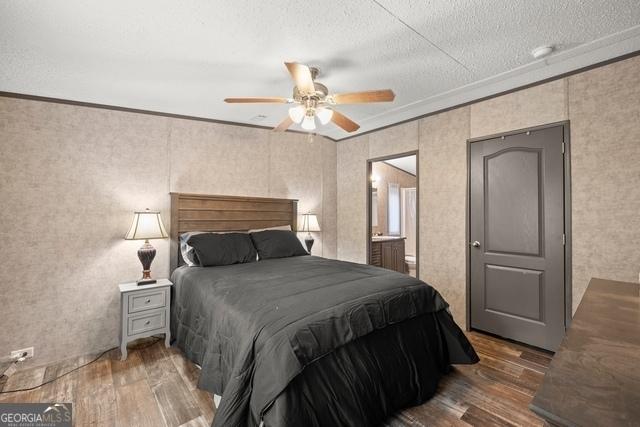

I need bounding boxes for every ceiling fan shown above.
[224,62,395,133]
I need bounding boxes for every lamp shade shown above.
[125,209,168,240]
[301,115,316,131]
[299,213,321,232]
[316,107,333,125]
[288,105,305,124]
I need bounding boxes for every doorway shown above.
[367,151,418,278]
[467,122,571,351]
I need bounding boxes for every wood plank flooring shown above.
[0,332,551,426]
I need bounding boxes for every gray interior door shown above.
[470,125,565,351]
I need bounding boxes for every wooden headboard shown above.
[169,192,298,271]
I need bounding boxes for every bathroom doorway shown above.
[367,151,418,277]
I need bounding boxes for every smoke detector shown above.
[532,45,554,59]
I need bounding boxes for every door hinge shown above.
[562,234,566,245]
[561,142,565,154]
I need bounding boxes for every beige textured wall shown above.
[337,123,420,263]
[2,55,638,367]
[337,55,640,327]
[469,79,568,137]
[567,57,640,310]
[0,97,336,367]
[336,135,370,263]
[419,107,470,324]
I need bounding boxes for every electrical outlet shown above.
[10,347,34,360]
[3,363,17,378]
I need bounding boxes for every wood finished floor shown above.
[0,332,551,426]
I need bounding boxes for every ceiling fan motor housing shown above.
[293,82,329,102]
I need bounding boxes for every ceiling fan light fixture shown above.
[316,107,333,125]
[301,114,316,131]
[288,105,306,123]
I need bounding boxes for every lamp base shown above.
[137,240,157,286]
[304,234,314,254]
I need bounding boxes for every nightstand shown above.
[119,278,172,360]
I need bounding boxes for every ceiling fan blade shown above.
[331,110,360,133]
[332,89,395,104]
[224,97,289,103]
[284,62,316,94]
[273,116,294,132]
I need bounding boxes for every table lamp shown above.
[299,213,321,254]
[125,208,168,285]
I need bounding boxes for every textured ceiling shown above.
[1,1,639,140]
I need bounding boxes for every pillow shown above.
[248,224,292,233]
[250,230,308,260]
[187,232,257,267]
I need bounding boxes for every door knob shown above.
[471,241,481,248]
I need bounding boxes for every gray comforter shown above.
[171,255,477,427]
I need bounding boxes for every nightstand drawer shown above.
[128,289,166,313]
[127,309,166,336]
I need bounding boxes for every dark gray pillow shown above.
[187,233,257,267]
[250,230,308,260]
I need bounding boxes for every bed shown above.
[168,193,478,427]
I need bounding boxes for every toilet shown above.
[405,255,416,277]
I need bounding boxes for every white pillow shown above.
[248,224,292,233]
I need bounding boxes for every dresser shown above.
[530,277,640,426]
[119,279,172,360]
[371,237,407,273]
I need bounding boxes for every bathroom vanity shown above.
[371,236,407,273]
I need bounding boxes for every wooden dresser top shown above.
[530,277,640,426]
